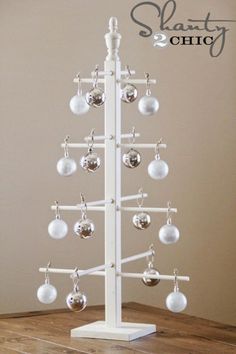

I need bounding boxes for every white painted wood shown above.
[61,143,105,149]
[73,78,105,84]
[120,207,177,213]
[121,193,148,202]
[84,132,140,142]
[119,79,156,84]
[118,143,167,149]
[71,321,156,341]
[118,272,190,282]
[51,205,105,211]
[104,17,122,328]
[39,267,105,276]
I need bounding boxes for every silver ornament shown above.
[86,87,105,107]
[132,212,151,230]
[122,148,141,168]
[121,84,138,103]
[80,148,101,173]
[142,265,160,287]
[66,290,87,312]
[73,218,95,239]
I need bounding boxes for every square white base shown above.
[71,321,156,341]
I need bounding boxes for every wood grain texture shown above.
[0,302,235,354]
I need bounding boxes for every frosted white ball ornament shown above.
[37,283,57,304]
[138,95,159,116]
[166,269,187,313]
[166,291,187,313]
[57,135,77,177]
[48,218,68,239]
[148,146,169,180]
[48,201,68,239]
[57,157,77,177]
[69,74,90,115]
[69,95,90,115]
[37,264,57,305]
[159,223,180,244]
[138,73,159,116]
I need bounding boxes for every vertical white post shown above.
[104,17,122,328]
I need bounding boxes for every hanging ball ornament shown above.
[48,218,68,239]
[142,264,160,287]
[138,73,159,116]
[159,223,180,244]
[48,201,68,239]
[74,218,95,239]
[66,278,87,312]
[57,136,77,177]
[132,212,151,230]
[69,73,90,115]
[121,84,138,103]
[148,153,169,180]
[166,291,187,313]
[122,148,141,169]
[57,157,77,177]
[69,95,90,115]
[86,66,105,107]
[37,283,57,304]
[86,87,105,107]
[138,95,159,116]
[80,148,101,173]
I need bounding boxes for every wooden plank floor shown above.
[0,302,235,354]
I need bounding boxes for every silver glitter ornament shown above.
[121,84,138,103]
[85,65,105,107]
[66,275,87,312]
[80,148,101,173]
[122,148,141,168]
[142,263,160,287]
[86,87,105,107]
[132,212,151,230]
[74,218,95,239]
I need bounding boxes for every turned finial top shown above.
[109,17,118,32]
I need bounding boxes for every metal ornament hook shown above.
[55,200,61,220]
[173,268,179,292]
[72,267,80,292]
[146,244,155,267]
[167,201,172,224]
[137,187,144,208]
[125,65,132,79]
[128,126,136,145]
[76,72,82,96]
[64,135,70,158]
[145,72,151,96]
[87,129,95,151]
[45,261,51,284]
[93,65,99,88]
[80,193,87,220]
[154,138,163,160]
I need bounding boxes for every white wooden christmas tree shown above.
[37,17,190,342]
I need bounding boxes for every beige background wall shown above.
[0,0,235,325]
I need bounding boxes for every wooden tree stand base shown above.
[71,321,156,341]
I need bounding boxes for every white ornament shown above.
[138,95,159,116]
[166,291,187,313]
[159,223,179,244]
[69,95,89,115]
[148,158,169,180]
[37,283,57,304]
[48,218,68,239]
[57,157,77,177]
